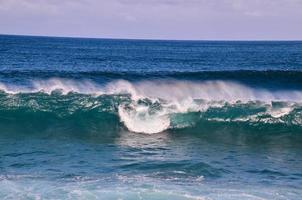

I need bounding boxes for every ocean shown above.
[0,35,301,199]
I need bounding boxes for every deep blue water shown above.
[0,35,302,199]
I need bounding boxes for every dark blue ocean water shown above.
[0,35,302,199]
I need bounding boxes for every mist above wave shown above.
[1,78,302,101]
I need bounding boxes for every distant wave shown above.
[0,78,302,134]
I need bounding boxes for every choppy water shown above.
[0,35,302,199]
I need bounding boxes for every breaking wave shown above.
[0,78,302,134]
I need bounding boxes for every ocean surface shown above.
[0,35,302,199]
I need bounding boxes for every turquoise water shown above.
[0,35,302,199]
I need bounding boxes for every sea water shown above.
[0,35,301,199]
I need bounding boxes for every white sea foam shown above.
[267,106,294,118]
[118,104,170,134]
[0,175,299,200]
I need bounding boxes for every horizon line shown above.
[1,33,302,42]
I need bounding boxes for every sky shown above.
[0,0,302,40]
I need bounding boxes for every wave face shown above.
[1,78,302,134]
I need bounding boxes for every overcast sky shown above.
[0,0,302,40]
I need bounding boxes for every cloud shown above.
[0,0,301,39]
